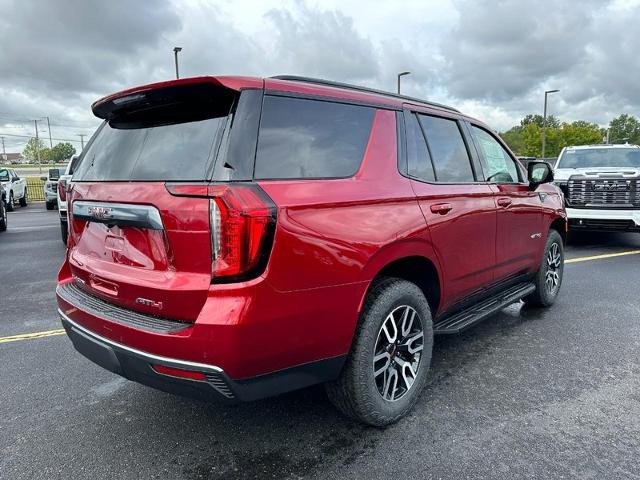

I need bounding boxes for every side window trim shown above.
[400,109,437,182]
[468,122,524,184]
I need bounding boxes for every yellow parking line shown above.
[1,250,639,345]
[0,328,66,344]
[566,249,640,264]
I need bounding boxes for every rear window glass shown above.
[254,96,375,179]
[73,117,226,181]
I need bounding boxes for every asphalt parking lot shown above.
[1,204,640,479]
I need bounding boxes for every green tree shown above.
[22,138,48,162]
[50,142,76,161]
[521,114,560,129]
[559,121,603,148]
[500,127,525,155]
[608,114,640,144]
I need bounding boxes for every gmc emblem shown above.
[87,206,113,219]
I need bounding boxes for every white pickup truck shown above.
[554,144,640,232]
[0,167,28,212]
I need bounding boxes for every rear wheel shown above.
[19,189,27,207]
[523,229,564,307]
[60,220,68,246]
[325,277,433,426]
[6,193,14,212]
[46,201,55,210]
[0,199,7,231]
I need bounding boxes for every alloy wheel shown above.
[373,305,424,402]
[545,242,562,295]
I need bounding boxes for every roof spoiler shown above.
[91,77,240,121]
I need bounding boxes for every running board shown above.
[433,282,535,335]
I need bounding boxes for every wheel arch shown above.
[549,217,567,244]
[358,241,442,317]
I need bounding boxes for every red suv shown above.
[57,75,566,426]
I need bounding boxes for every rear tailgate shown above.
[68,182,211,322]
[66,78,259,322]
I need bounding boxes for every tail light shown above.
[209,184,276,283]
[57,179,67,201]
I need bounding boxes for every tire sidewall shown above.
[0,199,6,231]
[354,281,433,422]
[538,230,564,305]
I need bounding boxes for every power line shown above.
[0,132,83,143]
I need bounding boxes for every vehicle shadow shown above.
[102,302,544,479]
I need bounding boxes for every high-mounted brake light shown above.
[208,184,277,283]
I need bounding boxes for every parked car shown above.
[553,144,640,232]
[44,167,65,210]
[56,75,566,426]
[0,181,6,232]
[57,156,80,245]
[0,167,28,211]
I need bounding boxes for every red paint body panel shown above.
[57,75,566,388]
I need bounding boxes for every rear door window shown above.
[254,96,375,179]
[418,114,474,183]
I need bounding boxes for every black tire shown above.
[0,199,7,232]
[523,229,564,307]
[46,201,55,211]
[60,220,68,246]
[6,193,14,212]
[325,277,433,427]
[19,189,27,207]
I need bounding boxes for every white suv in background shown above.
[57,155,79,244]
[554,144,640,232]
[0,167,28,212]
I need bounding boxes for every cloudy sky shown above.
[1,0,639,153]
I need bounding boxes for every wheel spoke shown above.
[401,331,424,354]
[381,314,398,344]
[383,367,399,401]
[400,307,415,338]
[373,351,392,377]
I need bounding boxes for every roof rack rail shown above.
[270,75,460,113]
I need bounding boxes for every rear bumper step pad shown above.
[57,281,189,334]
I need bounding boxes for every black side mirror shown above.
[527,161,553,190]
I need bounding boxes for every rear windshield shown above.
[74,85,233,182]
[557,148,640,169]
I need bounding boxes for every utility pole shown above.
[541,89,559,159]
[1,137,5,161]
[173,47,182,79]
[34,120,42,173]
[78,134,86,150]
[45,116,53,148]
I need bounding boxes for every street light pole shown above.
[541,89,559,159]
[173,47,182,79]
[397,71,411,95]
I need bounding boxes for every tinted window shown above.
[255,96,375,179]
[418,115,474,183]
[471,126,519,183]
[74,117,226,181]
[406,113,435,182]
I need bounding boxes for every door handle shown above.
[497,197,512,207]
[430,203,453,215]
